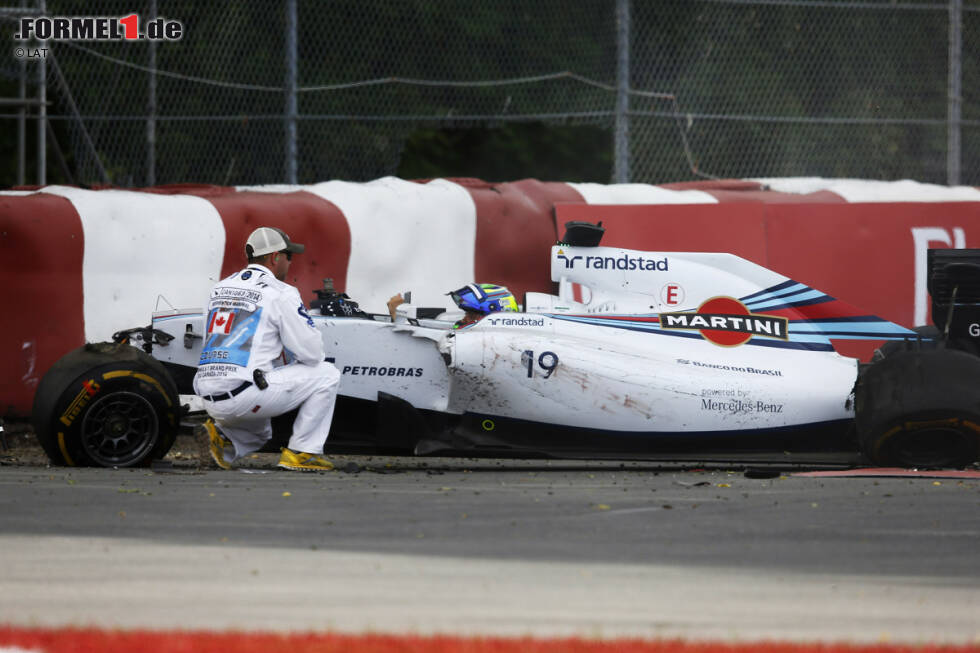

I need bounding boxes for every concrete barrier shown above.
[4,176,980,416]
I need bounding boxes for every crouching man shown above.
[193,226,340,472]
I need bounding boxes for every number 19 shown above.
[522,350,559,378]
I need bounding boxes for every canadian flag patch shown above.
[208,309,235,335]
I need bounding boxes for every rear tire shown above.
[872,325,940,361]
[32,343,180,467]
[855,349,980,468]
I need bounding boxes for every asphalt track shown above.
[1,456,978,645]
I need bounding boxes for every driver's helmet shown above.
[448,283,519,314]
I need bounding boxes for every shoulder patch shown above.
[298,304,314,327]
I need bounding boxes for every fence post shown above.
[147,0,157,187]
[37,0,46,186]
[947,0,962,186]
[17,0,26,186]
[285,0,298,184]
[613,0,630,184]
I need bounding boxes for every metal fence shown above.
[1,0,978,187]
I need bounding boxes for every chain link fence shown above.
[1,0,978,187]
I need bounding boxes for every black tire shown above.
[32,342,180,467]
[855,348,980,468]
[872,325,940,361]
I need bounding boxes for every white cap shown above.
[245,227,305,258]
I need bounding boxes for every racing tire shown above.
[872,325,940,361]
[855,348,980,468]
[32,342,180,467]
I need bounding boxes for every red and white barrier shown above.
[3,176,980,417]
[243,177,479,310]
[754,177,980,203]
[42,185,227,340]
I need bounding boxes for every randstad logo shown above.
[556,249,668,272]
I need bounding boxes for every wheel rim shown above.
[887,426,974,469]
[80,391,159,466]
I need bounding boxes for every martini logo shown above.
[660,296,788,347]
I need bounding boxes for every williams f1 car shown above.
[32,222,980,469]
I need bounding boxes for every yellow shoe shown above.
[201,418,234,470]
[277,448,334,472]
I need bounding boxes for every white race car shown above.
[31,222,980,469]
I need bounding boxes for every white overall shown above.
[193,263,340,458]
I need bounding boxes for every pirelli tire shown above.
[855,348,980,468]
[32,342,180,467]
[872,325,940,361]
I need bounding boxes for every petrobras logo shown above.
[660,296,788,347]
[556,249,668,272]
[342,365,423,377]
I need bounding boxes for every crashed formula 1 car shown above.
[32,222,980,469]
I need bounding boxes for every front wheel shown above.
[32,343,180,467]
[855,349,980,468]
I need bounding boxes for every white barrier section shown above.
[40,186,226,343]
[303,177,477,313]
[568,182,718,205]
[753,177,980,203]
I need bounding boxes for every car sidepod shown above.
[437,313,859,456]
